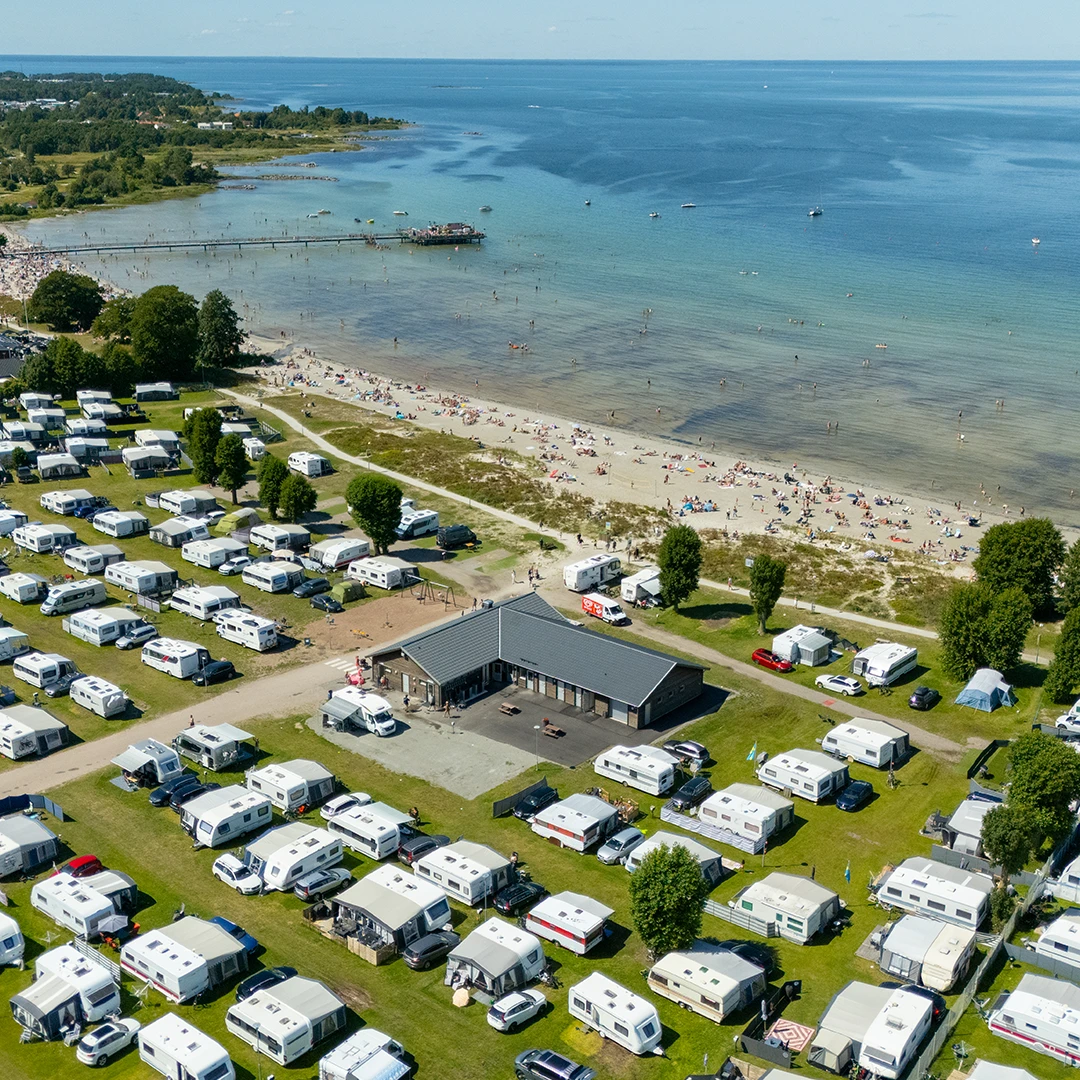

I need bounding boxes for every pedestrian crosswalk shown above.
[324,656,360,672]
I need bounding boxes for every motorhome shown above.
[242,436,266,461]
[245,759,336,811]
[345,557,413,590]
[0,626,29,661]
[822,719,910,768]
[581,592,630,625]
[216,612,278,652]
[859,987,933,1080]
[112,738,184,786]
[141,638,211,679]
[625,831,726,888]
[123,917,247,1003]
[243,822,343,891]
[525,891,614,956]
[620,565,662,605]
[395,508,439,540]
[69,675,127,718]
[320,687,396,736]
[249,523,310,552]
[0,508,28,536]
[13,522,78,553]
[105,559,177,594]
[989,973,1080,1068]
[756,748,850,803]
[150,516,210,547]
[852,642,919,687]
[181,785,272,848]
[877,857,992,928]
[593,744,678,796]
[681,783,796,854]
[0,911,23,966]
[309,537,371,570]
[288,451,333,478]
[40,488,95,516]
[93,510,150,538]
[330,867,452,951]
[40,577,107,616]
[318,1029,408,1080]
[158,488,217,517]
[37,453,83,480]
[134,382,178,402]
[650,944,767,1026]
[135,429,180,453]
[529,793,620,852]
[10,946,120,1041]
[0,704,69,759]
[0,572,46,605]
[730,872,842,943]
[242,561,305,593]
[174,724,254,771]
[444,918,546,998]
[170,585,241,621]
[63,543,124,575]
[67,606,145,650]
[878,915,977,992]
[122,445,173,476]
[568,973,662,1055]
[182,537,247,568]
[414,840,514,905]
[563,553,622,592]
[13,651,78,689]
[65,417,109,437]
[0,814,59,876]
[326,802,413,860]
[30,873,123,938]
[140,1014,235,1080]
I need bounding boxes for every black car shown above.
[513,786,559,821]
[835,779,874,812]
[311,594,345,614]
[670,775,712,811]
[193,659,237,686]
[235,966,298,1002]
[713,938,776,974]
[515,1049,596,1080]
[293,577,331,599]
[398,833,450,865]
[148,772,199,808]
[908,686,941,711]
[169,781,220,813]
[493,880,547,916]
[44,671,82,698]
[662,739,710,765]
[898,984,946,1025]
[402,930,460,971]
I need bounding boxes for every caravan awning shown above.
[211,724,252,742]
[641,578,663,597]
[362,1050,411,1080]
[112,746,153,772]
[322,699,356,723]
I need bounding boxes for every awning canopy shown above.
[112,746,152,772]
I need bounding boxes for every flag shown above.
[746,742,757,762]
[844,861,851,883]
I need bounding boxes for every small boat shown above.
[317,208,331,215]
[306,213,319,218]
[393,210,408,216]
[681,202,696,208]
[1032,237,1041,246]
[808,206,823,217]
[479,205,492,212]
[584,199,591,206]
[649,211,661,218]
[875,343,888,349]
[367,219,375,224]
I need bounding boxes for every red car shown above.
[53,854,104,878]
[751,648,794,673]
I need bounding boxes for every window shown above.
[572,997,587,1011]
[219,823,230,836]
[206,1064,231,1080]
[641,1021,657,1038]
[885,887,901,897]
[927,900,945,912]
[651,974,668,986]
[741,900,754,911]
[955,910,972,920]
[614,1023,629,1037]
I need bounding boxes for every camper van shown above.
[139,1013,235,1080]
[245,759,336,812]
[13,651,78,689]
[40,577,107,616]
[0,627,30,661]
[581,592,629,625]
[525,892,614,956]
[621,565,662,605]
[757,749,850,803]
[182,538,246,569]
[321,687,396,736]
[244,823,344,891]
[568,973,662,1055]
[65,607,143,646]
[170,585,241,621]
[141,638,211,679]
[249,523,310,552]
[326,803,412,860]
[594,744,678,796]
[40,488,95,516]
[563,553,622,592]
[0,572,47,605]
[288,451,333,478]
[93,510,149,538]
[822,719,910,768]
[216,613,278,652]
[182,785,272,848]
[13,522,78,553]
[242,561,305,593]
[309,537,371,570]
[63,544,124,575]
[69,676,127,718]
[105,560,178,595]
[345,557,413,590]
[852,642,919,687]
[395,509,439,540]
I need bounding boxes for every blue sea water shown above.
[6,56,1080,517]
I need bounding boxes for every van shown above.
[170,586,241,621]
[141,638,211,680]
[437,523,477,549]
[0,572,47,605]
[70,676,127,719]
[216,613,278,652]
[288,451,332,478]
[242,562,304,593]
[40,578,108,617]
[563,554,622,592]
[395,509,439,540]
[581,592,629,625]
[13,652,78,689]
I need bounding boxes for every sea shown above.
[5,56,1080,518]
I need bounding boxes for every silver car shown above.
[76,1018,141,1066]
[597,826,645,865]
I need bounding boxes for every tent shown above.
[331,581,366,603]
[212,507,262,537]
[955,668,1016,712]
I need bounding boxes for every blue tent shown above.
[955,668,1016,712]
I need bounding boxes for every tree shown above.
[346,474,402,555]
[184,408,223,486]
[257,453,288,519]
[26,269,104,331]
[214,435,249,505]
[628,842,711,959]
[749,553,787,634]
[973,517,1066,617]
[1044,607,1080,704]
[1008,731,1080,847]
[981,804,1036,878]
[10,446,29,470]
[129,285,199,382]
[657,524,702,612]
[279,473,317,523]
[938,582,1031,681]
[1061,541,1080,616]
[100,340,138,398]
[983,587,1034,673]
[91,296,136,343]
[195,289,244,373]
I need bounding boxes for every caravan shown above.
[13,651,78,689]
[625,832,726,887]
[444,918,546,997]
[181,785,272,848]
[69,676,127,718]
[112,738,183,786]
[249,523,310,552]
[852,642,919,687]
[568,973,662,1055]
[170,585,241,621]
[0,911,23,966]
[0,508,28,536]
[648,943,767,1024]
[757,748,850,802]
[105,560,177,595]
[40,578,108,616]
[593,744,678,796]
[621,565,662,605]
[685,783,796,855]
[395,509,439,540]
[141,638,212,679]
[525,892,614,956]
[134,382,178,402]
[563,553,622,592]
[877,857,992,928]
[174,724,254,771]
[318,1029,407,1080]
[320,687,396,736]
[309,537,371,570]
[326,802,413,860]
[0,572,47,605]
[822,719,910,768]
[345,557,413,590]
[135,429,180,453]
[288,451,333,478]
[158,489,217,517]
[529,793,619,852]
[216,613,278,652]
[63,544,124,575]
[0,704,69,759]
[242,561,305,593]
[0,626,30,661]
[13,522,78,553]
[65,607,143,646]
[150,516,210,547]
[40,488,95,516]
[243,823,343,891]
[414,840,513,905]
[30,872,125,938]
[93,510,150,538]
[182,537,247,569]
[245,759,336,811]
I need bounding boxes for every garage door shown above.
[611,700,629,723]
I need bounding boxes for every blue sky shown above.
[4,1,1074,60]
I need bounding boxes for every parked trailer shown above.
[0,627,30,661]
[242,561,304,593]
[822,719,910,768]
[69,675,127,718]
[288,451,333,478]
[249,523,310,552]
[525,892,614,956]
[852,642,919,687]
[309,537,371,569]
[593,744,678,796]
[756,748,850,803]
[13,651,78,689]
[170,585,241,621]
[345,557,414,590]
[621,565,662,605]
[13,523,78,553]
[158,489,217,517]
[181,785,272,848]
[568,973,662,1055]
[563,553,622,592]
[105,560,177,595]
[92,510,149,538]
[181,537,246,569]
[138,1013,235,1080]
[141,638,211,679]
[0,509,28,536]
[326,802,413,860]
[216,612,278,652]
[0,572,47,604]
[243,822,343,891]
[64,606,143,646]
[62,544,124,575]
[39,577,107,616]
[245,759,336,811]
[40,488,95,516]
[530,793,620,852]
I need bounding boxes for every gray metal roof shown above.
[0,813,57,848]
[265,976,343,1023]
[166,917,244,964]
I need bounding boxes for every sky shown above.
[3,1,1077,61]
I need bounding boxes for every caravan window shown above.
[219,823,231,836]
[206,1065,231,1080]
[614,1023,629,1037]
[572,996,587,1012]
[927,900,946,912]
[85,984,117,1006]
[641,1021,657,1038]
[955,909,972,920]
[741,900,753,911]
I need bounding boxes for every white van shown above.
[63,544,124,575]
[0,572,47,604]
[563,553,622,592]
[581,592,629,625]
[40,578,107,617]
[170,585,241,621]
[309,537,371,570]
[13,652,78,689]
[345,557,412,590]
[70,676,127,719]
[288,451,332,478]
[249,523,310,552]
[141,638,211,679]
[395,509,439,540]
[242,561,304,593]
[216,613,278,652]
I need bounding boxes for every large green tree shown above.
[749,553,788,634]
[257,453,288,519]
[657,524,702,612]
[183,407,223,486]
[91,296,136,343]
[938,582,1031,680]
[1044,607,1080,704]
[214,434,249,505]
[973,517,1066,617]
[279,473,318,524]
[100,340,137,398]
[1008,731,1080,847]
[26,269,103,331]
[129,284,198,382]
[981,804,1036,879]
[346,474,402,555]
[628,842,711,959]
[195,289,244,373]
[1061,540,1080,617]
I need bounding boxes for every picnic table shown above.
[498,702,519,716]
[541,718,565,738]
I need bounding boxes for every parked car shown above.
[293,576,331,598]
[311,594,345,613]
[218,555,251,576]
[1057,715,1080,736]
[713,938,777,974]
[293,867,352,901]
[235,966,298,1002]
[53,854,104,878]
[897,983,947,1025]
[204,510,226,526]
[751,648,794,673]
[320,792,372,820]
[148,773,199,808]
[212,854,263,895]
[814,674,864,696]
[210,915,258,956]
[513,786,559,821]
[74,499,114,520]
[670,775,712,811]
[115,621,158,649]
[398,833,450,865]
[169,781,219,813]
[192,659,237,686]
[44,671,82,698]
[493,880,547,917]
[596,826,646,865]
[908,685,941,711]
[835,779,874,812]
[514,1049,595,1080]
[75,1018,141,1067]
[661,739,710,765]
[488,989,547,1032]
[401,930,460,971]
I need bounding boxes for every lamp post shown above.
[533,725,541,770]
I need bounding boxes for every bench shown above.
[542,722,565,738]
[498,703,519,716]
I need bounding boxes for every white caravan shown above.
[65,606,143,646]
[170,585,241,621]
[756,748,850,802]
[40,578,108,617]
[112,738,184,785]
[69,676,127,718]
[139,1014,236,1080]
[216,612,278,652]
[10,945,120,1040]
[689,783,796,854]
[0,626,30,660]
[0,572,46,604]
[63,544,124,575]
[30,873,120,938]
[173,723,254,770]
[242,561,305,593]
[0,508,28,535]
[525,892,614,956]
[288,450,332,477]
[326,802,414,860]
[0,704,68,759]
[563,553,622,592]
[249,523,310,552]
[158,488,217,516]
[648,943,767,1024]
[621,565,662,605]
[181,785,272,848]
[13,651,78,689]
[105,560,177,594]
[859,988,933,1080]
[135,429,180,453]
[182,537,247,568]
[318,1029,408,1080]
[92,510,150,538]
[310,537,371,569]
[243,436,266,461]
[13,522,78,553]
[345,557,413,590]
[40,488,95,515]
[568,973,662,1055]
[530,793,620,852]
[593,744,678,796]
[878,857,992,928]
[822,719,911,768]
[141,638,212,679]
[245,759,336,811]
[852,642,919,687]
[122,918,246,1004]
[0,911,24,966]
[243,823,344,891]
[413,840,514,905]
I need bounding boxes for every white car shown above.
[487,988,547,1032]
[212,853,262,895]
[320,792,372,820]
[815,674,864,697]
[1057,715,1080,736]
[76,1018,141,1066]
[218,555,252,576]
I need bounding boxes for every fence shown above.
[258,420,283,443]
[1002,941,1080,980]
[71,936,122,982]
[0,793,65,820]
[738,981,804,1069]
[491,776,552,819]
[661,802,764,854]
[703,898,778,938]
[930,843,998,878]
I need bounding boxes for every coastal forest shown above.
[0,71,403,218]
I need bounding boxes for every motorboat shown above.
[1032,237,1041,246]
[393,210,408,216]
[649,211,661,218]
[584,199,591,206]
[479,205,493,212]
[681,202,696,208]
[366,218,374,224]
[317,208,331,215]
[875,343,888,349]
[808,206,823,217]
